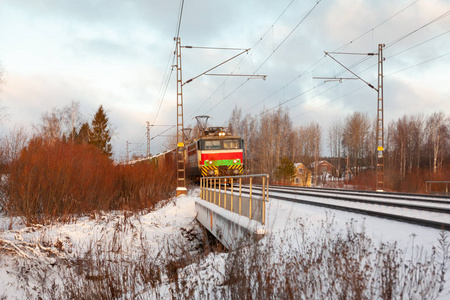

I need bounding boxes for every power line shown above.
[175,0,185,39]
[255,8,449,119]
[385,10,450,49]
[386,52,450,77]
[203,0,323,115]
[387,30,450,60]
[333,0,421,52]
[291,51,450,121]
[149,0,185,127]
[245,0,422,115]
[187,0,296,119]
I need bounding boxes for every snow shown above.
[270,190,450,224]
[0,188,449,299]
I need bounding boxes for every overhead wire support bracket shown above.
[205,74,267,80]
[182,48,251,86]
[324,51,378,91]
[312,76,358,83]
[316,45,386,192]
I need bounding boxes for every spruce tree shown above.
[76,122,90,144]
[274,156,296,184]
[89,105,112,157]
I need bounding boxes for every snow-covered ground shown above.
[0,188,449,299]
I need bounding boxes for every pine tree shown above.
[89,105,112,157]
[274,156,296,185]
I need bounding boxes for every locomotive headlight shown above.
[209,160,213,164]
[233,159,237,164]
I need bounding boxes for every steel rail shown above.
[230,186,450,231]
[254,184,450,204]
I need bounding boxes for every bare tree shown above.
[342,112,370,175]
[328,120,343,177]
[40,107,63,141]
[252,108,293,176]
[0,125,29,172]
[0,64,7,124]
[63,101,83,142]
[38,101,85,142]
[425,112,449,173]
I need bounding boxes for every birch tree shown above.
[425,112,449,173]
[342,112,370,175]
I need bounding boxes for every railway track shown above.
[234,185,450,230]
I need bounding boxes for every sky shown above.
[0,0,449,161]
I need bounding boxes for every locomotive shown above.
[185,126,244,182]
[139,126,244,182]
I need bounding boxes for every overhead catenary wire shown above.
[203,0,323,115]
[254,3,449,119]
[385,10,450,49]
[117,1,185,160]
[149,0,185,127]
[187,0,297,119]
[245,0,422,115]
[291,51,450,122]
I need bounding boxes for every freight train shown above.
[143,126,244,182]
[185,126,244,182]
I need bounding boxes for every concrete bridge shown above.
[195,174,269,250]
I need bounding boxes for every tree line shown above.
[228,106,450,192]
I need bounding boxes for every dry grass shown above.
[4,214,447,300]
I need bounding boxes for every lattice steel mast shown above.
[175,37,187,196]
[315,44,385,191]
[376,44,385,192]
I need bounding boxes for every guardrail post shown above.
[224,179,227,209]
[262,175,266,225]
[214,178,217,205]
[231,178,234,213]
[249,177,252,220]
[208,178,211,202]
[218,178,222,207]
[239,177,242,216]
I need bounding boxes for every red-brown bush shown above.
[2,138,176,225]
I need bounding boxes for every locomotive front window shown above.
[205,140,221,150]
[223,139,239,149]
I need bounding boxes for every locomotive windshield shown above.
[200,138,243,150]
[204,140,221,150]
[223,139,240,149]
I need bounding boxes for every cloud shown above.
[0,0,449,159]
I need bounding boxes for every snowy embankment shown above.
[0,188,449,299]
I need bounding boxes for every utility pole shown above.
[126,141,129,163]
[174,37,187,196]
[376,44,385,192]
[146,121,150,157]
[173,37,266,197]
[314,44,385,191]
[147,124,174,157]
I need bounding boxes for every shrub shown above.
[1,138,176,225]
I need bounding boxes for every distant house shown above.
[293,163,312,187]
[311,161,334,176]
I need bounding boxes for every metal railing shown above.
[200,174,269,225]
[426,181,450,195]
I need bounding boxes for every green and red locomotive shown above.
[185,127,244,182]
